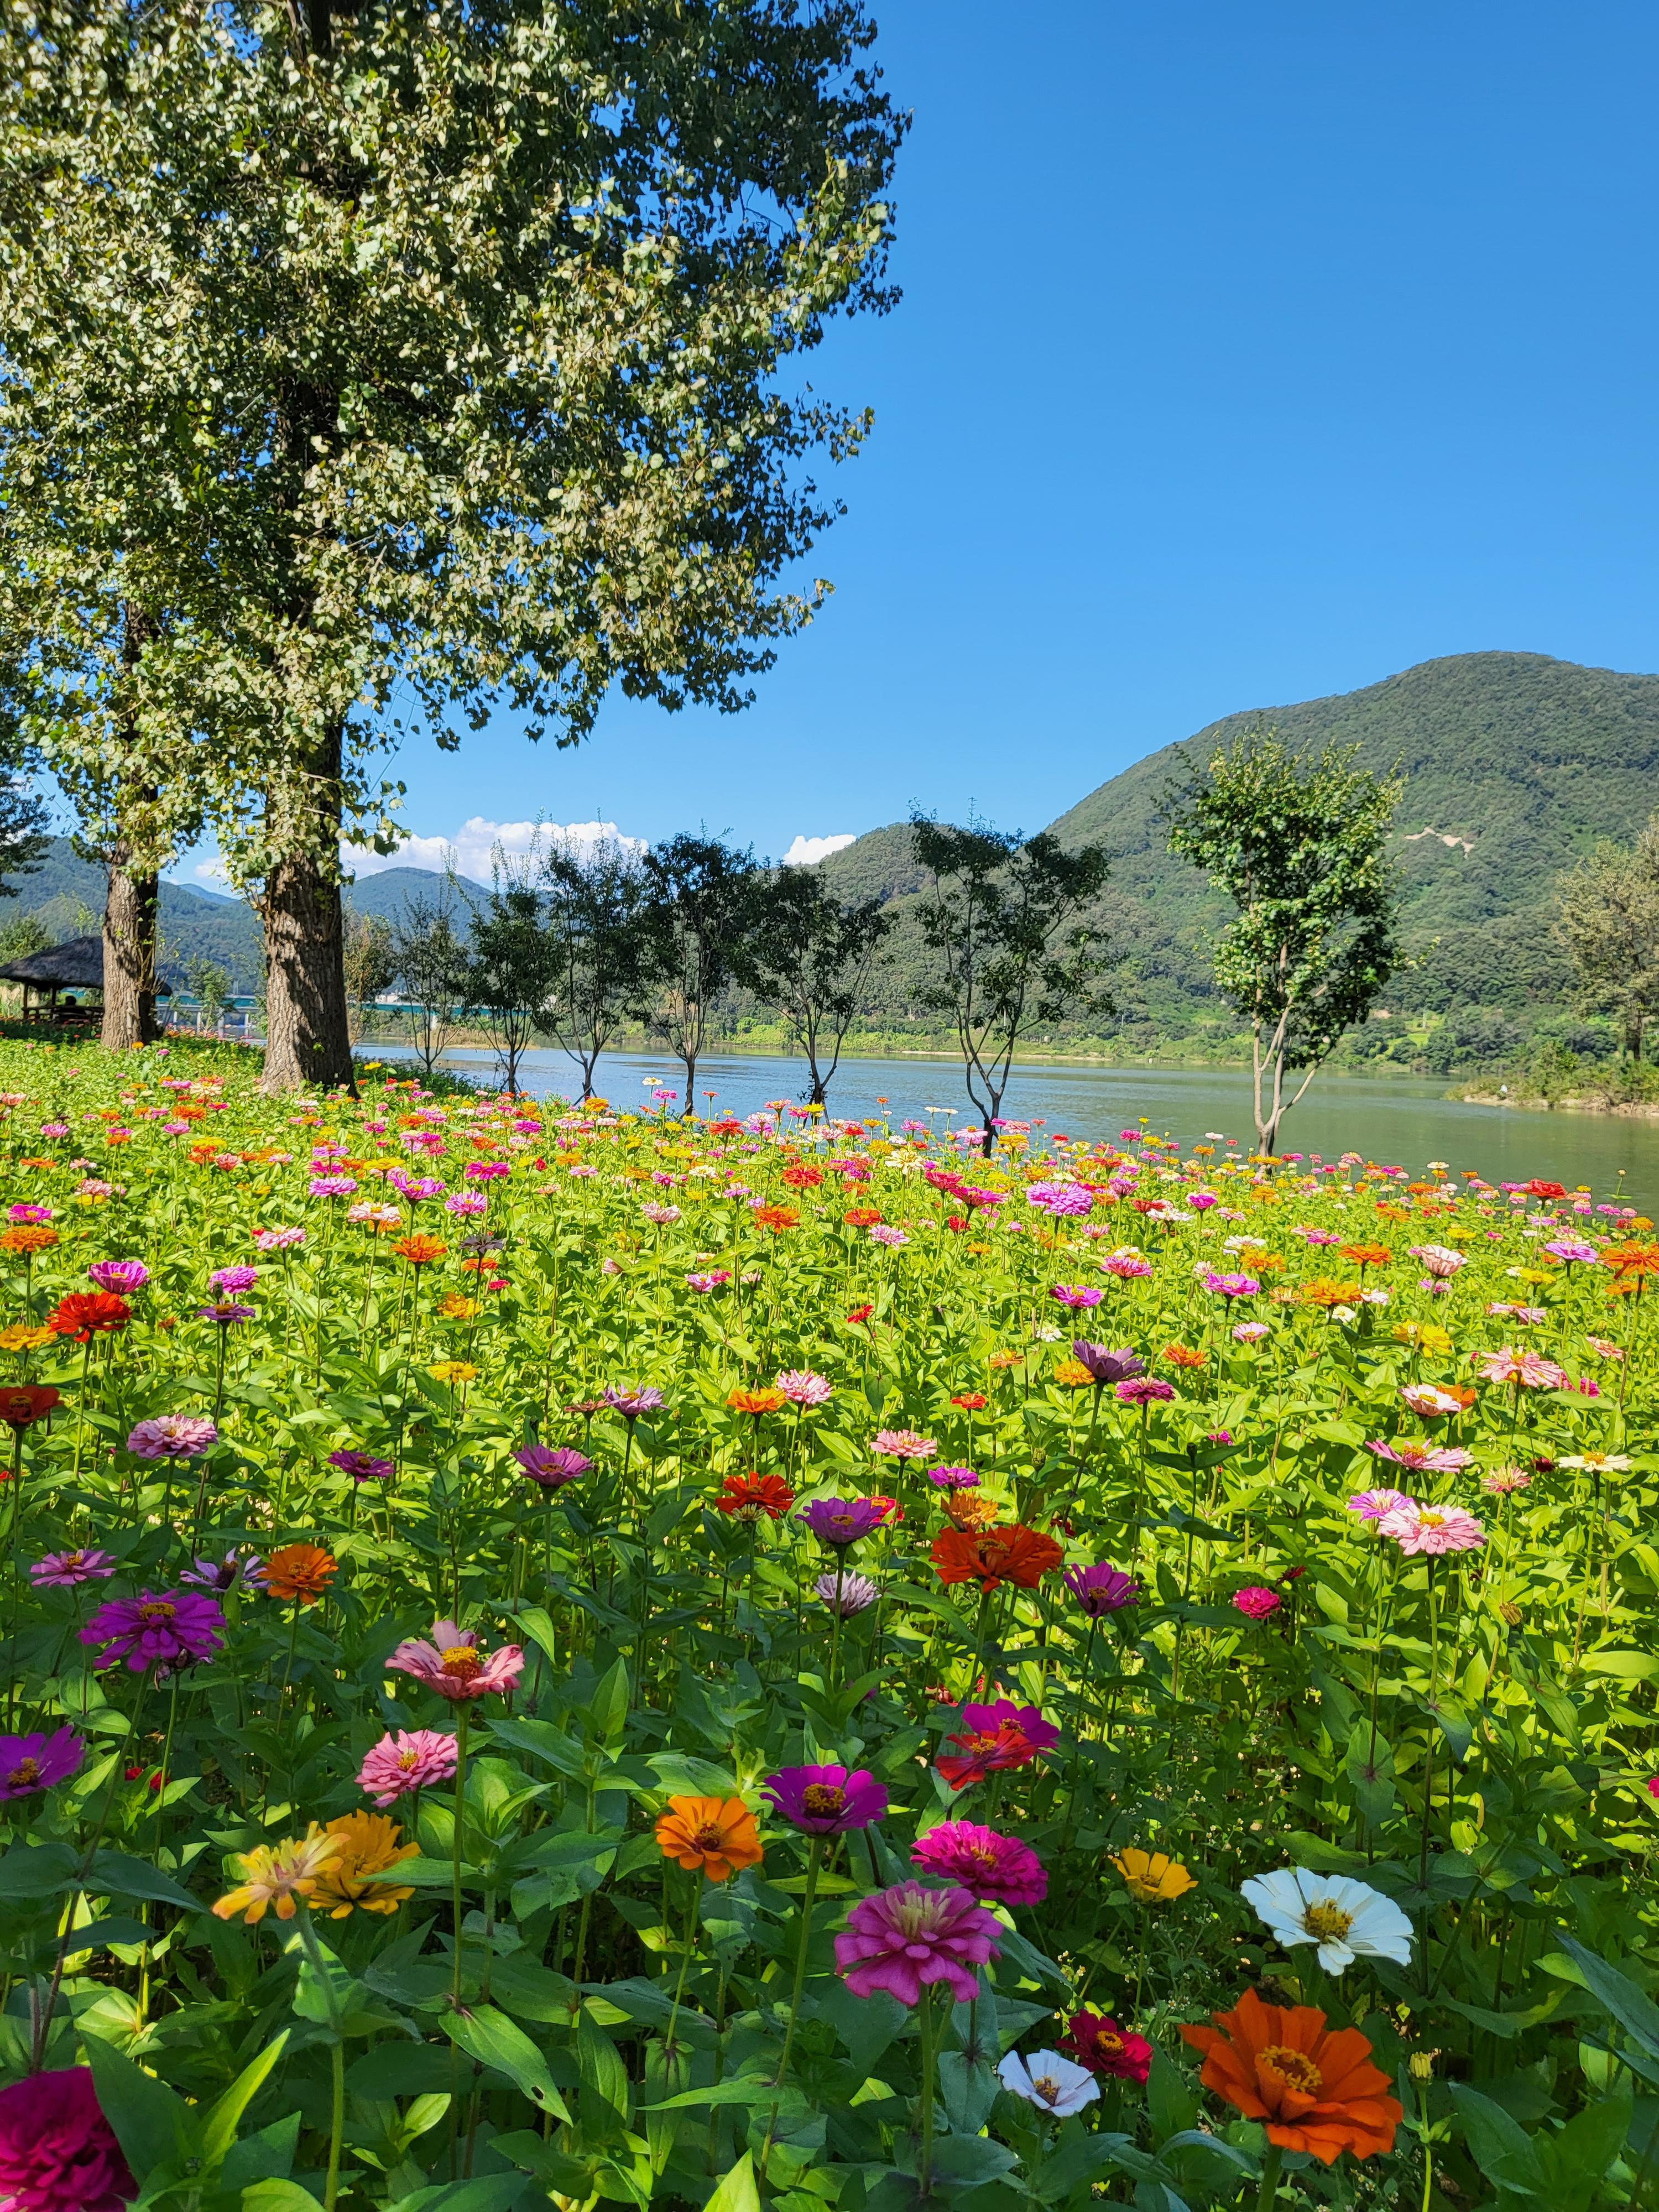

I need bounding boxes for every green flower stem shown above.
[451,1699,471,2006]
[294,1902,345,2212]
[917,1983,938,2197]
[1254,2139,1282,2211]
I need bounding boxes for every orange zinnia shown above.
[750,1204,800,1235]
[47,1291,131,1339]
[931,1523,1065,1592]
[264,1543,338,1605]
[1161,1342,1206,1369]
[1605,1241,1659,1280]
[1181,1987,1402,2165]
[654,1794,763,1883]
[393,1235,448,1267]
[727,1386,786,1417]
[1337,1243,1391,1270]
[714,1472,795,1521]
[1300,1277,1363,1310]
[0,1224,58,1254]
[942,1490,1000,1532]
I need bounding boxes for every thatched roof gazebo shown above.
[0,935,172,1027]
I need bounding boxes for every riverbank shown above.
[1459,1083,1659,1119]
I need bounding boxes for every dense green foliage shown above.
[0,1040,1656,2208]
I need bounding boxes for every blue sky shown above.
[175,2,1659,884]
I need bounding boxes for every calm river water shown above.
[368,1044,1659,1210]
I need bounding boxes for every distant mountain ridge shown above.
[820,650,1659,1043]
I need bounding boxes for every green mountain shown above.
[820,650,1659,1062]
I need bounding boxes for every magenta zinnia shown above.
[763,1762,889,1834]
[358,1728,460,1806]
[0,2069,134,2212]
[834,1880,1003,2005]
[911,1819,1047,1905]
[80,1589,225,1674]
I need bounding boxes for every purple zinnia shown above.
[603,1385,665,1421]
[196,1302,255,1327]
[181,1548,268,1594]
[86,1259,148,1295]
[834,1881,1003,2006]
[1070,1342,1146,1387]
[327,1449,395,1484]
[1204,1271,1260,1298]
[1063,1562,1140,1616]
[1346,1486,1416,1521]
[81,1589,225,1675]
[208,1265,259,1294]
[763,1762,889,1834]
[126,1416,218,1461]
[0,1726,84,1799]
[927,1465,981,1490]
[798,1496,888,1548]
[911,1820,1047,1906]
[30,1549,117,1589]
[514,1444,590,1488]
[815,1571,880,1615]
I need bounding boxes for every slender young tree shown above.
[909,816,1109,1155]
[636,836,758,1115]
[1,1,905,1091]
[1557,814,1659,1065]
[389,890,470,1080]
[1164,729,1403,1155]
[745,866,890,1108]
[537,839,648,1100]
[460,853,560,1095]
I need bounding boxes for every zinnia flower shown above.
[30,1550,116,1588]
[799,1496,888,1547]
[1233,1585,1282,1620]
[1203,1271,1260,1298]
[1376,1502,1485,1556]
[389,1619,525,1701]
[126,1415,218,1460]
[264,1543,337,1604]
[775,1369,832,1407]
[81,1589,225,1674]
[358,1728,459,1806]
[654,1794,763,1882]
[815,1570,880,1615]
[1063,1562,1140,1615]
[0,2068,134,2212]
[310,1812,421,1917]
[727,1385,786,1417]
[1346,1487,1415,1521]
[1180,1987,1402,2163]
[0,1384,60,1432]
[763,1764,889,1834]
[1112,1846,1195,1902]
[213,1829,343,1923]
[1050,1284,1104,1310]
[936,1700,1058,1790]
[196,1302,255,1327]
[1240,1867,1413,1973]
[717,1472,795,1521]
[208,1264,259,1293]
[1399,1384,1474,1418]
[911,1819,1046,1905]
[834,1881,1002,2005]
[328,1449,394,1483]
[603,1385,664,1421]
[46,1291,129,1340]
[181,1548,267,1593]
[0,1725,84,1799]
[1365,1439,1472,1474]
[1473,1345,1567,1389]
[1481,1467,1530,1495]
[1062,2009,1154,2083]
[1117,1376,1175,1405]
[1070,1342,1146,1386]
[997,2049,1099,2115]
[86,1258,149,1293]
[515,1444,590,1488]
[870,1427,937,1460]
[931,1523,1064,1592]
[927,1464,981,1489]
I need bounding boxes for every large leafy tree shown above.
[537,838,649,1102]
[0,0,904,1089]
[1164,731,1404,1155]
[909,816,1109,1155]
[746,865,890,1108]
[1557,812,1659,1063]
[635,834,758,1115]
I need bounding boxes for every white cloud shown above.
[346,816,644,883]
[190,856,232,885]
[783,832,857,867]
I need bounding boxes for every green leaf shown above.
[81,2030,192,2180]
[200,2028,290,2169]
[240,2184,326,2211]
[90,1850,200,1912]
[0,1841,77,1898]
[483,1716,587,1780]
[1559,1936,1659,2065]
[383,2181,529,2212]
[703,2151,760,2212]
[442,2003,571,2120]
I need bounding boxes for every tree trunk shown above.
[101,857,161,1050]
[262,848,355,1092]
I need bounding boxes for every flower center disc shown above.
[138,1601,176,1623]
[1260,2045,1324,2096]
[440,1646,482,1677]
[1302,1901,1355,1942]
[802,1784,846,1817]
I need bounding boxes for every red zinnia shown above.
[0,1385,61,1432]
[714,1472,795,1522]
[47,1292,130,1340]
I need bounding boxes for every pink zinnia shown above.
[776,1369,833,1407]
[1400,1384,1467,1418]
[1474,1345,1568,1390]
[30,1550,117,1588]
[1099,1253,1152,1280]
[388,1618,525,1702]
[1378,1502,1486,1556]
[871,1428,937,1460]
[127,1415,218,1460]
[1050,1284,1104,1310]
[911,1820,1047,1906]
[1481,1468,1531,1495]
[1365,1439,1473,1474]
[358,1728,460,1806]
[1347,1488,1415,1521]
[1116,1376,1174,1405]
[0,2068,133,2212]
[834,1881,1003,2005]
[86,1259,148,1294]
[1233,1585,1281,1621]
[1406,1245,1464,1279]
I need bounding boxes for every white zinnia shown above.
[1239,1867,1413,1973]
[996,2049,1099,2117]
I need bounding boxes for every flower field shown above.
[1,1040,1657,2211]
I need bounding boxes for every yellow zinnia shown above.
[311,1813,421,1918]
[1112,1846,1196,1903]
[213,1829,342,1923]
[429,1359,478,1385]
